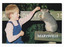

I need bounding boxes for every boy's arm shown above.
[19,10,35,25]
[19,7,40,25]
[5,23,20,42]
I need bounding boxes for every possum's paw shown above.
[52,32,58,34]
[45,31,56,33]
[45,31,52,32]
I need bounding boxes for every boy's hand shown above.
[19,30,24,36]
[34,7,40,11]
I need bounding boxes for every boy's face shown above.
[11,11,19,20]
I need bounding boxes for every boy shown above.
[5,4,40,43]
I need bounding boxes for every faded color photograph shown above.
[2,3,62,44]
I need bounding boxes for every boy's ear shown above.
[9,13,13,18]
[9,14,11,18]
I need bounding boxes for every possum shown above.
[40,9,58,32]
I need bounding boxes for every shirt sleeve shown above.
[19,11,35,25]
[5,23,20,42]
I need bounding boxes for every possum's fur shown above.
[40,9,58,32]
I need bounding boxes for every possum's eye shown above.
[39,14,44,19]
[41,15,44,19]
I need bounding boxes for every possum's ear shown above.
[46,9,49,12]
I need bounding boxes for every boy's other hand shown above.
[19,30,24,36]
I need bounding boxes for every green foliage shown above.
[41,5,47,9]
[20,4,48,11]
[50,9,55,11]
[44,5,47,8]
[25,24,44,43]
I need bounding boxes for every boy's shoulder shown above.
[6,21,13,28]
[5,21,13,32]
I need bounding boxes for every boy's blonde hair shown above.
[5,4,19,18]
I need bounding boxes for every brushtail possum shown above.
[40,9,58,32]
